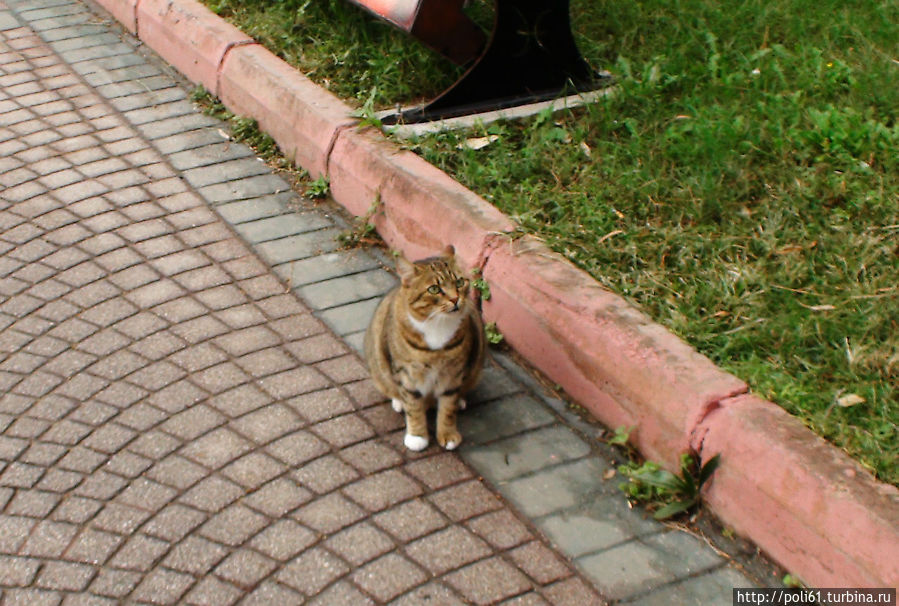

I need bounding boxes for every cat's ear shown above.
[441,244,456,259]
[396,254,417,285]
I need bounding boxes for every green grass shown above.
[204,0,460,105]
[201,0,898,484]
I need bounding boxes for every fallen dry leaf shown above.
[458,135,499,151]
[837,393,866,407]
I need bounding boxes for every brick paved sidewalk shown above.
[0,0,767,603]
[0,2,605,603]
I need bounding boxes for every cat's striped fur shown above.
[364,246,485,451]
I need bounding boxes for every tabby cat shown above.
[364,245,486,451]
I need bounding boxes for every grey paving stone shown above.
[235,212,333,244]
[577,530,724,601]
[626,565,755,606]
[458,394,555,444]
[95,77,179,101]
[317,297,381,336]
[215,192,295,224]
[642,530,724,574]
[69,53,146,77]
[296,268,396,310]
[79,61,157,84]
[167,141,255,171]
[132,112,219,139]
[467,361,526,404]
[181,157,271,189]
[198,174,291,204]
[61,42,136,64]
[18,4,82,21]
[577,539,674,601]
[344,330,366,354]
[278,248,383,288]
[49,30,119,52]
[122,99,196,125]
[539,495,660,557]
[154,128,230,155]
[499,457,613,518]
[465,424,592,483]
[0,13,20,30]
[254,227,343,265]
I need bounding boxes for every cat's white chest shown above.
[408,312,463,350]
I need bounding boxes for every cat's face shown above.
[397,246,470,321]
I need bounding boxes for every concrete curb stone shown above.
[482,234,749,469]
[695,394,899,586]
[89,0,899,588]
[328,126,516,272]
[92,0,135,32]
[218,44,356,179]
[136,0,252,95]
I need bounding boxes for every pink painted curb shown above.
[328,127,516,271]
[481,235,748,469]
[92,0,899,588]
[93,0,136,33]
[695,394,899,587]
[219,44,356,180]
[136,0,252,96]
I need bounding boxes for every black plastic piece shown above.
[381,0,606,125]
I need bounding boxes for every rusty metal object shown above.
[347,0,486,65]
[348,0,608,124]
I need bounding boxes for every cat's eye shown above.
[455,278,466,288]
[427,285,441,295]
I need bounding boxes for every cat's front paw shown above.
[404,433,429,451]
[457,398,467,410]
[391,398,404,413]
[437,429,462,451]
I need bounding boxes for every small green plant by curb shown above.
[618,453,721,520]
[484,322,504,345]
[338,197,381,249]
[471,269,491,302]
[352,88,384,130]
[305,175,330,199]
[608,425,634,447]
[190,86,292,170]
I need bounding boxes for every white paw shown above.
[404,433,429,451]
[444,440,460,451]
[458,398,467,410]
[391,398,404,413]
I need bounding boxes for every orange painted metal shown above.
[347,0,485,65]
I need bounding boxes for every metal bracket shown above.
[347,0,609,124]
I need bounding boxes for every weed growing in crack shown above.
[618,453,721,520]
[305,175,331,199]
[484,322,504,346]
[338,196,382,249]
